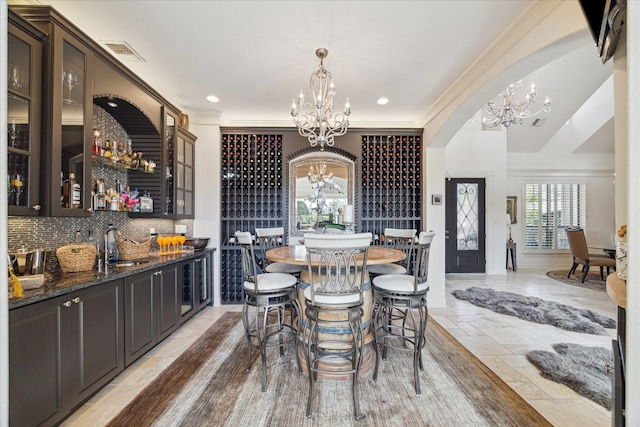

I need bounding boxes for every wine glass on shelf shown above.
[177,235,186,252]
[62,69,78,104]
[9,64,22,90]
[8,120,18,148]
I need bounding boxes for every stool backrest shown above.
[384,228,417,269]
[235,231,260,291]
[413,231,436,292]
[303,232,372,305]
[255,227,286,269]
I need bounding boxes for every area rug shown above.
[452,287,615,335]
[527,343,613,409]
[546,269,608,292]
[107,311,551,427]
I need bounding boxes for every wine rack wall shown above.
[359,135,422,240]
[220,133,284,304]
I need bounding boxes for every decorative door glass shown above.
[456,183,479,250]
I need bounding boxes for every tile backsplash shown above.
[8,215,192,272]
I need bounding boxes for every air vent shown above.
[531,118,547,127]
[102,41,145,62]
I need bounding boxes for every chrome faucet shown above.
[104,224,118,274]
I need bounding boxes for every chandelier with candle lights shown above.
[291,48,351,150]
[481,80,551,129]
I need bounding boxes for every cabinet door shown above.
[8,20,44,216]
[195,253,213,309]
[180,261,195,321]
[9,295,67,427]
[156,265,180,341]
[46,29,93,217]
[66,279,124,408]
[124,271,155,366]
[176,132,195,217]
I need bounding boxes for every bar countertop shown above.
[8,248,216,310]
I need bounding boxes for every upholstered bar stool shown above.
[255,227,303,276]
[371,231,435,394]
[301,232,372,420]
[235,231,301,392]
[367,228,416,277]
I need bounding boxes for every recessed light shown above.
[107,101,118,108]
[377,97,389,105]
[206,95,219,103]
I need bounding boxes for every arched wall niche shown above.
[286,147,356,239]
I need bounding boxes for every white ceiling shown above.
[20,0,613,153]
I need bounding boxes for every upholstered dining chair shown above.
[255,227,302,275]
[235,230,300,392]
[367,228,417,277]
[565,228,615,282]
[301,232,372,420]
[371,231,435,394]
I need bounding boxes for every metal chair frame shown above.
[371,231,435,394]
[255,227,302,275]
[236,231,301,392]
[367,228,417,277]
[300,232,372,420]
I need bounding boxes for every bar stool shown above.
[235,231,300,392]
[255,227,302,276]
[371,231,435,394]
[367,228,416,277]
[301,232,372,420]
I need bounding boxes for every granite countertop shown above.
[9,248,215,310]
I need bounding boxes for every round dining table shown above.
[265,244,406,379]
[265,245,406,266]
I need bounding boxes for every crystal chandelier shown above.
[481,80,551,129]
[291,48,351,150]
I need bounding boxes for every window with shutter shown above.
[524,182,587,250]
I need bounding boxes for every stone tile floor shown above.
[62,268,615,426]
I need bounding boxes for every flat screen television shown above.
[578,0,626,64]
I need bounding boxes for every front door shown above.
[445,178,486,273]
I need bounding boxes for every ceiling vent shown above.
[530,118,547,127]
[102,41,145,62]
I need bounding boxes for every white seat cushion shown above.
[265,262,302,274]
[303,285,361,305]
[244,272,297,292]
[367,263,407,275]
[373,274,429,293]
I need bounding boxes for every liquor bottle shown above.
[140,191,153,213]
[70,173,81,208]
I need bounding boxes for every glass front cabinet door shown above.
[176,128,196,218]
[43,21,94,216]
[7,12,45,216]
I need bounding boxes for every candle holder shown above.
[343,221,355,234]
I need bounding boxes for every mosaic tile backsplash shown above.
[8,215,193,272]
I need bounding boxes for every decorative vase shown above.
[616,242,627,280]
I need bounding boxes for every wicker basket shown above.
[56,243,97,273]
[117,239,151,261]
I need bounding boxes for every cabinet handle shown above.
[63,301,72,308]
[32,204,41,211]
[72,297,81,304]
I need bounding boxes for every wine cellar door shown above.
[445,178,486,273]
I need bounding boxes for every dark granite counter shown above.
[9,248,216,310]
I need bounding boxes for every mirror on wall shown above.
[289,152,354,237]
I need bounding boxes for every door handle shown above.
[445,230,450,239]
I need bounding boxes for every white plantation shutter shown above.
[524,182,587,250]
